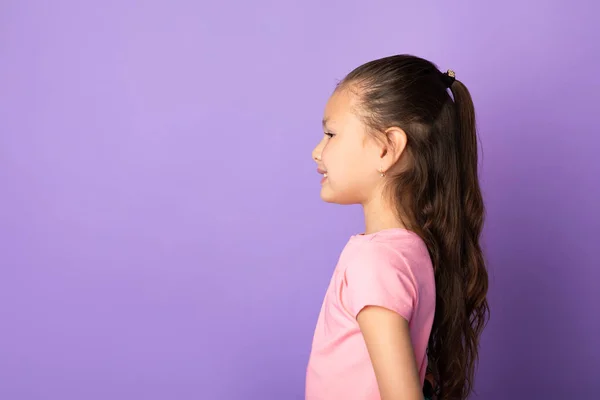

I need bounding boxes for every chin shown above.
[320,188,356,205]
[319,187,337,203]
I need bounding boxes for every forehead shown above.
[323,88,362,128]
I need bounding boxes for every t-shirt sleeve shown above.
[342,242,417,322]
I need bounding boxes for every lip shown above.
[317,167,327,174]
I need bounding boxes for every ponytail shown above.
[425,79,490,399]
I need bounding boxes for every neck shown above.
[361,191,405,235]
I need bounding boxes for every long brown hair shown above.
[338,54,490,399]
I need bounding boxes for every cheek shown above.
[336,156,373,187]
[323,139,350,163]
[323,140,372,179]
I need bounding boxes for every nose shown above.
[312,138,324,162]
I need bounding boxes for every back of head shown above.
[338,54,490,400]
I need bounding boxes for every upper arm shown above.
[357,306,423,400]
[343,246,417,321]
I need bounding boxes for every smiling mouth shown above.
[320,172,328,184]
[316,167,328,183]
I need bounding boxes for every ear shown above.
[380,126,407,171]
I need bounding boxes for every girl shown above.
[305,54,490,400]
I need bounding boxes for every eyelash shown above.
[324,132,335,138]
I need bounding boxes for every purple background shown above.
[1,1,598,399]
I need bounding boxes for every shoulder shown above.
[342,239,417,292]
[341,230,431,281]
[339,230,432,320]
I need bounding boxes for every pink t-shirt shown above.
[305,228,436,400]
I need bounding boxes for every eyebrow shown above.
[322,118,330,129]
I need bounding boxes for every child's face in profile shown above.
[311,88,383,206]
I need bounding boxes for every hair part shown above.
[338,54,490,400]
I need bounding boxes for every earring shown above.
[379,168,385,177]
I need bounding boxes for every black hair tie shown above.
[441,69,456,88]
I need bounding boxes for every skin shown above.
[311,86,424,400]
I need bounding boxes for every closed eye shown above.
[324,132,335,138]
